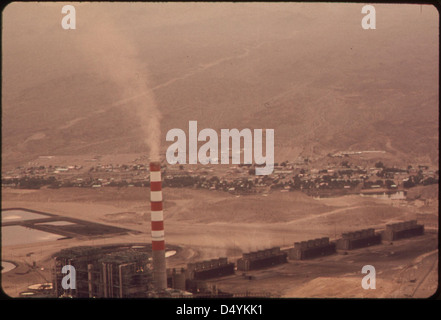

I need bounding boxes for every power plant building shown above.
[99,252,152,298]
[53,246,152,298]
[237,247,287,271]
[288,237,336,260]
[336,228,381,250]
[382,220,424,241]
[186,257,235,280]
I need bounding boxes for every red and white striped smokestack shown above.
[149,161,167,290]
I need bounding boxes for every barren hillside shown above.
[2,3,438,168]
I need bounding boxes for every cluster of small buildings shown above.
[3,164,83,178]
[2,157,438,196]
[89,163,148,173]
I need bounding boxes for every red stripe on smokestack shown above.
[151,201,163,211]
[151,220,164,230]
[152,241,165,251]
[150,181,162,191]
[150,162,161,171]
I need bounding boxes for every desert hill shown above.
[2,3,438,168]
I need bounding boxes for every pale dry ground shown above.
[1,185,438,298]
[280,245,438,298]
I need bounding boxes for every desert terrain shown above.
[1,183,438,298]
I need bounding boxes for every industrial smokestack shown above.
[149,161,167,290]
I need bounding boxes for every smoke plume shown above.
[74,9,162,160]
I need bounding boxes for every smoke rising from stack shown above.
[73,9,167,290]
[74,10,162,159]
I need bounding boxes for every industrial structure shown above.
[168,268,187,291]
[99,251,152,298]
[236,247,287,271]
[336,228,381,250]
[166,258,235,294]
[149,161,167,290]
[186,257,235,280]
[382,220,424,241]
[53,246,152,298]
[288,237,336,260]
